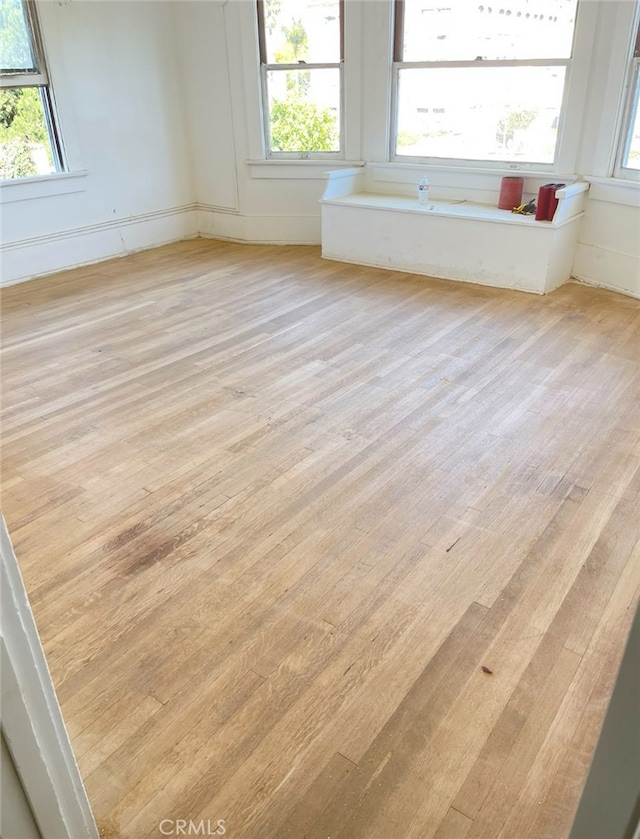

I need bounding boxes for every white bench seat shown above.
[320,168,589,295]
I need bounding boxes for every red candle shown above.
[498,176,524,210]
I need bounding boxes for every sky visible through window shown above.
[402,0,577,62]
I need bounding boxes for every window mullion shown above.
[260,62,272,158]
[389,63,401,163]
[617,58,640,175]
[256,0,268,63]
[393,0,405,62]
[264,62,341,72]
[39,87,65,172]
[0,72,47,89]
[394,58,570,71]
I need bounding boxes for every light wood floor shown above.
[2,240,639,839]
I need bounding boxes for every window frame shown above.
[614,6,640,181]
[0,0,66,176]
[256,0,345,160]
[389,0,579,171]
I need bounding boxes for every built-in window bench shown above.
[320,167,589,295]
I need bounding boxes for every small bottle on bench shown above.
[418,177,429,205]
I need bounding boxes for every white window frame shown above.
[389,0,586,173]
[614,4,640,181]
[256,0,345,160]
[0,0,66,176]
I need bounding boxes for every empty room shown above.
[1,0,639,837]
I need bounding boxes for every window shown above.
[392,0,579,167]
[616,12,640,177]
[257,0,343,157]
[0,0,64,179]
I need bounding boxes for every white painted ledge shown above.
[247,159,365,179]
[582,176,640,208]
[0,170,88,204]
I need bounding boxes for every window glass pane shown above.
[0,0,36,73]
[396,66,566,163]
[623,73,640,170]
[263,0,340,64]
[401,0,578,62]
[267,67,340,152]
[0,87,54,178]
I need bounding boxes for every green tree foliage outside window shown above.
[0,87,52,178]
[265,1,339,154]
[264,0,281,36]
[279,18,307,61]
[496,108,539,150]
[0,135,36,177]
[270,96,338,152]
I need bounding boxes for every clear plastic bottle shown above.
[418,177,429,205]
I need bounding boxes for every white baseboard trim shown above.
[1,205,199,287]
[571,275,640,300]
[5,206,639,303]
[197,205,321,245]
[572,243,640,300]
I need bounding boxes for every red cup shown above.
[498,176,524,210]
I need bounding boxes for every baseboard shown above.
[572,243,640,300]
[7,208,639,303]
[197,205,321,245]
[570,275,640,300]
[1,205,199,287]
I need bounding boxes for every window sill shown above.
[247,159,365,180]
[362,162,580,204]
[583,176,640,208]
[387,160,557,177]
[0,170,88,204]
[370,161,577,185]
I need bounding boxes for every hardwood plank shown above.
[434,807,474,839]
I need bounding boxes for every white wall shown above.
[1,1,195,285]
[174,0,370,246]
[174,0,238,213]
[571,1,640,300]
[2,0,639,298]
[573,183,640,299]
